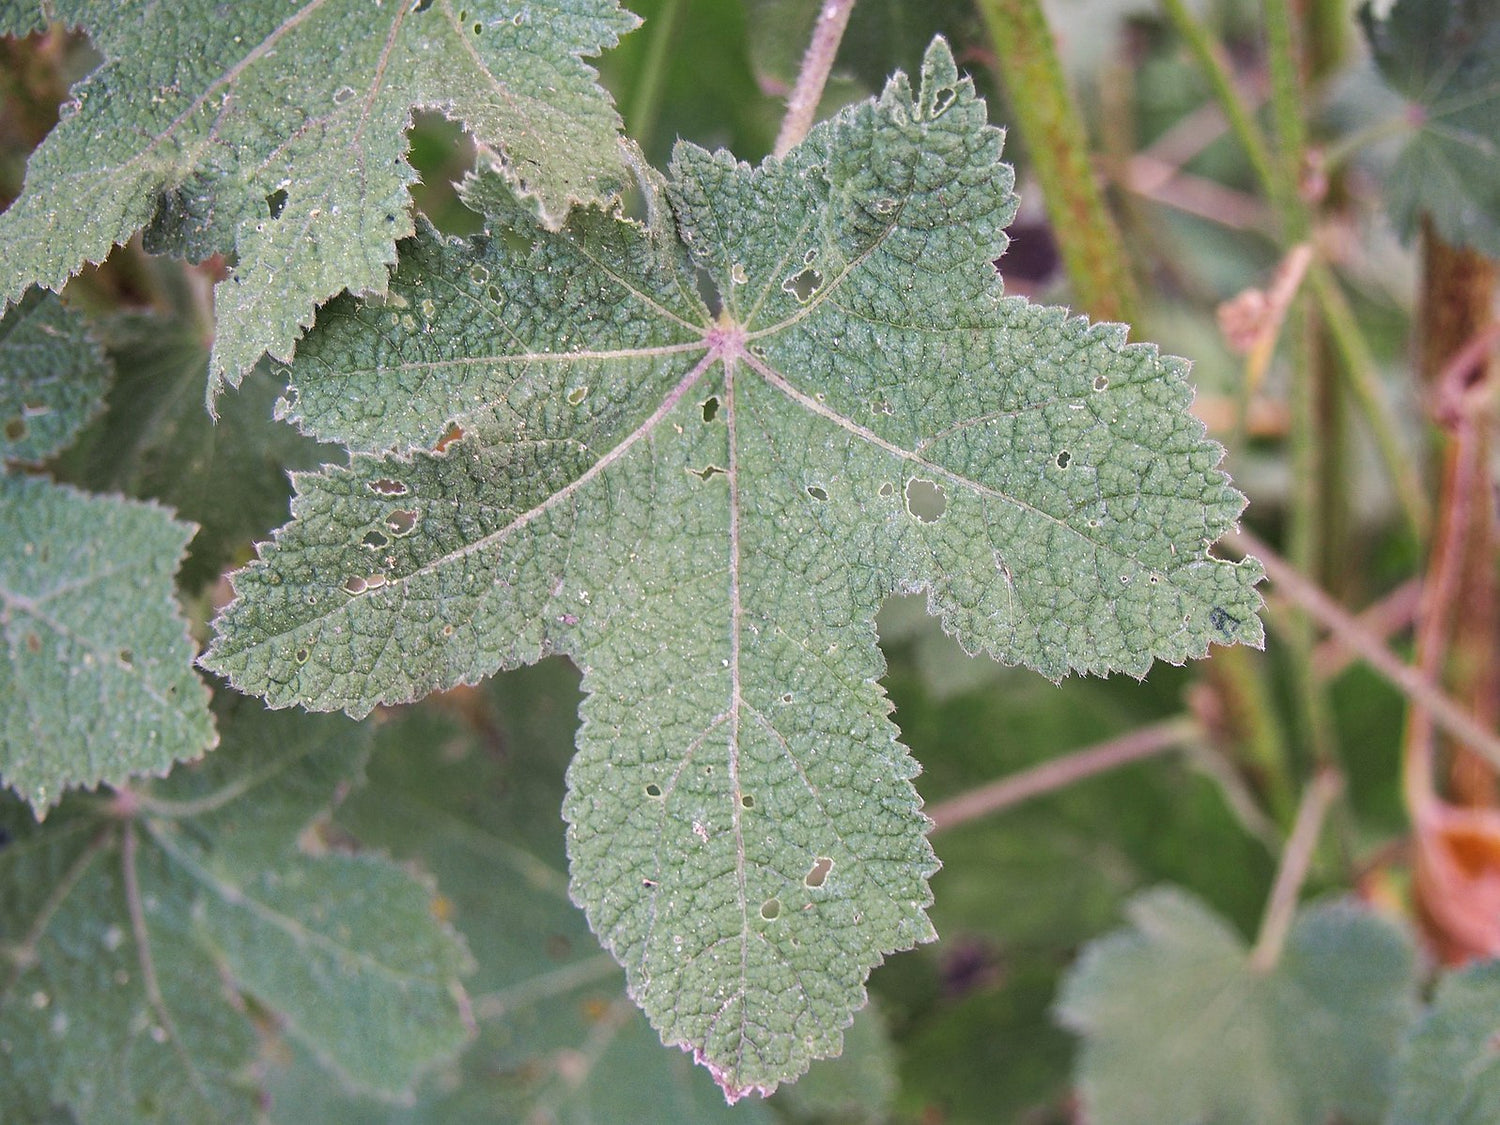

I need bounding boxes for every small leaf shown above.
[0,693,472,1123]
[1360,0,1500,256]
[0,474,214,814]
[0,0,638,396]
[1387,960,1500,1125]
[0,288,111,463]
[1056,887,1420,1125]
[205,38,1262,1096]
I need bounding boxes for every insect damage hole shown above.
[645,783,663,798]
[265,188,288,219]
[805,857,833,888]
[782,266,823,303]
[1055,450,1071,469]
[760,898,781,920]
[368,478,409,497]
[385,509,419,536]
[806,485,828,501]
[905,478,947,522]
[701,396,719,423]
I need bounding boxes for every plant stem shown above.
[975,0,1137,323]
[927,715,1198,833]
[1249,766,1341,971]
[624,0,684,158]
[1262,0,1308,238]
[1230,529,1500,767]
[772,0,857,158]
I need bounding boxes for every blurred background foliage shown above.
[3,0,1497,1120]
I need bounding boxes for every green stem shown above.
[1250,766,1341,971]
[625,0,684,158]
[1263,0,1308,238]
[975,0,1137,323]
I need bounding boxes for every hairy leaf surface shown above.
[1056,888,1419,1125]
[0,694,472,1123]
[0,0,637,395]
[0,289,110,463]
[0,474,213,814]
[1361,0,1500,256]
[1387,960,1500,1125]
[204,38,1263,1096]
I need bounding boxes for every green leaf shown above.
[0,474,214,814]
[1360,0,1500,256]
[1386,960,1500,1125]
[0,288,110,463]
[1056,887,1420,1125]
[0,0,638,396]
[0,693,472,1123]
[53,309,337,591]
[267,661,774,1123]
[204,38,1262,1097]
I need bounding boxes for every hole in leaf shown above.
[930,86,956,116]
[782,266,823,303]
[805,857,833,888]
[807,485,828,501]
[692,465,725,481]
[1056,450,1071,469]
[741,794,755,809]
[879,482,895,498]
[265,188,288,219]
[343,576,369,595]
[413,0,432,9]
[333,85,356,105]
[701,396,719,423]
[118,649,134,667]
[434,424,465,453]
[567,386,588,406]
[365,573,387,590]
[645,783,663,798]
[3,417,24,441]
[295,648,309,663]
[760,898,781,920]
[781,692,793,704]
[1093,375,1108,391]
[472,21,482,34]
[386,509,419,536]
[369,478,409,497]
[905,478,947,522]
[361,530,389,549]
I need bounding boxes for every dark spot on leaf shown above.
[760,898,781,920]
[369,478,408,497]
[782,266,823,303]
[118,649,134,667]
[740,794,755,809]
[807,485,828,501]
[905,478,946,522]
[805,857,833,888]
[3,417,24,441]
[701,396,719,423]
[1209,607,1241,634]
[545,933,571,960]
[1094,375,1108,391]
[434,424,465,453]
[693,465,725,481]
[25,632,41,653]
[386,509,419,536]
[265,188,288,219]
[1056,450,1071,469]
[361,529,389,549]
[645,783,663,798]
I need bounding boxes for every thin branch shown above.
[772,0,857,158]
[1229,529,1500,768]
[927,716,1200,833]
[1250,766,1342,971]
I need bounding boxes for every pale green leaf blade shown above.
[204,37,1262,1096]
[1387,960,1500,1125]
[1056,888,1420,1125]
[0,289,110,463]
[0,0,637,395]
[0,474,214,814]
[1360,0,1500,256]
[0,695,369,1124]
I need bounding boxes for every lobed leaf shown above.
[0,474,214,814]
[1360,0,1500,256]
[1056,887,1420,1125]
[205,37,1263,1096]
[0,288,111,463]
[1387,960,1500,1125]
[0,0,638,397]
[0,693,473,1123]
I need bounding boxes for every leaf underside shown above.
[0,0,638,396]
[1056,888,1419,1125]
[204,38,1263,1097]
[1388,960,1500,1125]
[0,289,112,463]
